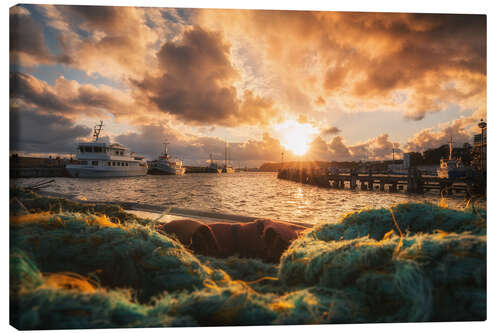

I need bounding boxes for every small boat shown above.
[148,142,186,175]
[437,137,470,179]
[66,121,148,178]
[206,153,222,173]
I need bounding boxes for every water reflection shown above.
[12,172,485,224]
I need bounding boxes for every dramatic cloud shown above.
[9,6,487,164]
[10,72,136,119]
[10,106,91,154]
[10,6,69,66]
[304,133,402,162]
[200,10,486,121]
[405,117,477,152]
[133,26,277,126]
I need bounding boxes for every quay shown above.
[277,167,485,195]
[10,154,235,178]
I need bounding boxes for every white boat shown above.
[66,121,148,178]
[148,142,186,175]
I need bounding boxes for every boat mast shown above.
[93,121,103,142]
[163,141,169,156]
[224,141,228,167]
[448,136,454,160]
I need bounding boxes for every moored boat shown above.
[66,121,148,178]
[148,142,186,175]
[206,153,222,173]
[436,137,470,179]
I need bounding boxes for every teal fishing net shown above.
[9,191,486,328]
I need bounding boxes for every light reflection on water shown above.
[12,172,485,224]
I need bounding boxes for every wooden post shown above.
[408,167,417,193]
[350,169,358,190]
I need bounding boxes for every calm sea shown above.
[12,172,484,225]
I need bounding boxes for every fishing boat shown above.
[436,137,470,179]
[66,121,148,178]
[206,153,222,173]
[148,142,186,175]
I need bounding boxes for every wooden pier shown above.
[277,167,484,195]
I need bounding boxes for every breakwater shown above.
[10,167,69,178]
[278,167,485,195]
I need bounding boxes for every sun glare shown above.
[274,120,318,156]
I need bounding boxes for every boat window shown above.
[108,162,111,166]
[92,161,98,166]
[93,146,103,153]
[120,151,124,156]
[115,150,119,155]
[126,162,128,166]
[79,146,84,153]
[112,162,115,166]
[84,146,92,152]
[80,160,88,165]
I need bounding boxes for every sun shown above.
[274,120,319,156]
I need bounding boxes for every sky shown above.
[9,4,486,167]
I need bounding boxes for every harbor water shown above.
[11,172,484,225]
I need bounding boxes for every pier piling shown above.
[277,166,482,196]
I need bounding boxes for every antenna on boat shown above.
[93,121,103,142]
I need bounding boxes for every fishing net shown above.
[10,190,486,328]
[279,204,486,322]
[10,211,211,301]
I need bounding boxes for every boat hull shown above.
[437,168,469,179]
[148,166,186,175]
[222,167,235,174]
[66,165,148,178]
[206,168,222,174]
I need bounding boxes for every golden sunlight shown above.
[274,120,319,156]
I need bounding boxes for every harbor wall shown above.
[10,167,69,178]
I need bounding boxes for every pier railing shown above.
[277,167,484,195]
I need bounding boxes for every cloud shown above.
[304,133,402,162]
[10,105,91,154]
[133,26,277,127]
[9,6,68,66]
[323,65,349,91]
[10,72,136,120]
[200,10,486,121]
[405,116,477,152]
[320,126,341,136]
